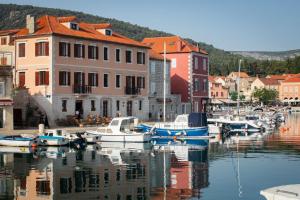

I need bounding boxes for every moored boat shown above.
[39,129,70,146]
[139,113,209,139]
[86,117,152,143]
[261,184,300,200]
[0,135,40,147]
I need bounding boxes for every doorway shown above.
[75,100,83,118]
[13,108,23,128]
[127,101,133,116]
[103,100,108,117]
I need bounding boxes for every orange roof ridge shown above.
[57,16,77,23]
[89,23,112,29]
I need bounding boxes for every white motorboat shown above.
[80,131,101,143]
[261,184,300,200]
[86,117,152,143]
[0,135,41,147]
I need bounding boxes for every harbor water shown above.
[0,114,300,199]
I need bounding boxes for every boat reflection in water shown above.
[150,139,209,199]
[0,139,209,200]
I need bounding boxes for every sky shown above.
[1,0,300,51]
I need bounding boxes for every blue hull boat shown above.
[138,113,209,139]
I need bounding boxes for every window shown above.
[35,71,49,86]
[103,47,109,61]
[182,104,186,114]
[171,58,176,68]
[19,72,25,87]
[203,58,207,70]
[35,42,49,56]
[105,29,112,36]
[150,82,156,95]
[0,82,4,97]
[194,57,198,69]
[194,78,199,92]
[88,73,98,87]
[115,49,120,62]
[0,108,3,128]
[139,100,142,110]
[216,92,218,97]
[221,92,224,97]
[125,50,132,63]
[36,180,50,195]
[74,44,85,58]
[18,43,25,57]
[91,100,96,111]
[137,52,145,64]
[211,92,214,97]
[59,42,71,57]
[0,57,7,65]
[104,74,109,87]
[116,100,120,111]
[116,74,121,88]
[59,71,71,86]
[203,79,207,91]
[88,45,98,59]
[70,23,78,30]
[150,62,156,74]
[1,37,7,45]
[74,72,85,86]
[62,100,67,112]
[137,76,145,89]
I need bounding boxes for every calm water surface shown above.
[1,113,300,200]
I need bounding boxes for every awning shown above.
[210,99,223,104]
[156,98,172,103]
[219,99,237,104]
[0,99,13,106]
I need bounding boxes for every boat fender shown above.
[31,143,38,148]
[182,130,187,136]
[173,136,177,141]
[167,130,172,135]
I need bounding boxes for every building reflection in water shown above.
[0,140,209,200]
[150,140,209,199]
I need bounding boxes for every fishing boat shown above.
[139,113,209,139]
[261,184,300,200]
[85,117,152,143]
[0,135,40,147]
[39,129,70,146]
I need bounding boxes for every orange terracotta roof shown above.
[14,15,148,48]
[215,76,226,80]
[283,74,300,83]
[229,72,249,78]
[258,78,279,85]
[90,23,112,29]
[0,29,20,36]
[149,49,170,61]
[208,75,215,82]
[142,36,208,55]
[57,16,77,23]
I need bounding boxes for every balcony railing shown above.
[125,86,141,95]
[73,84,92,94]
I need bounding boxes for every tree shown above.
[252,88,278,105]
[229,91,245,101]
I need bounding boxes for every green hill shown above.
[0,3,299,76]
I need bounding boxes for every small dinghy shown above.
[39,129,70,146]
[261,184,300,200]
[0,135,40,147]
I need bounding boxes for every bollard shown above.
[39,124,45,134]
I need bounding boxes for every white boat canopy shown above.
[261,184,300,200]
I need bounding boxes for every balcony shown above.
[73,85,92,94]
[125,86,141,95]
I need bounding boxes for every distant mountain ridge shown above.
[0,3,299,76]
[231,49,300,61]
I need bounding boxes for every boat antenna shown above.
[163,41,166,122]
[237,59,242,116]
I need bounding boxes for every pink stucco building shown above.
[142,36,209,113]
[11,15,150,125]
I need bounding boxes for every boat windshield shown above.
[175,116,188,123]
[120,119,134,133]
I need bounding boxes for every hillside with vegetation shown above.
[0,3,299,76]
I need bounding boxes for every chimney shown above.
[177,40,183,51]
[26,15,35,34]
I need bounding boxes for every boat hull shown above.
[0,139,37,147]
[38,136,69,146]
[87,131,152,143]
[139,124,208,138]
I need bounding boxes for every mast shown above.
[237,59,242,116]
[163,42,166,122]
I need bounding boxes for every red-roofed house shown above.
[266,74,297,83]
[142,36,209,113]
[251,78,280,91]
[10,15,150,125]
[280,74,300,102]
[208,76,229,101]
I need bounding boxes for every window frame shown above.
[0,82,5,97]
[103,46,109,61]
[18,43,26,58]
[103,73,109,88]
[115,74,121,89]
[62,99,67,112]
[125,50,132,64]
[115,48,121,63]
